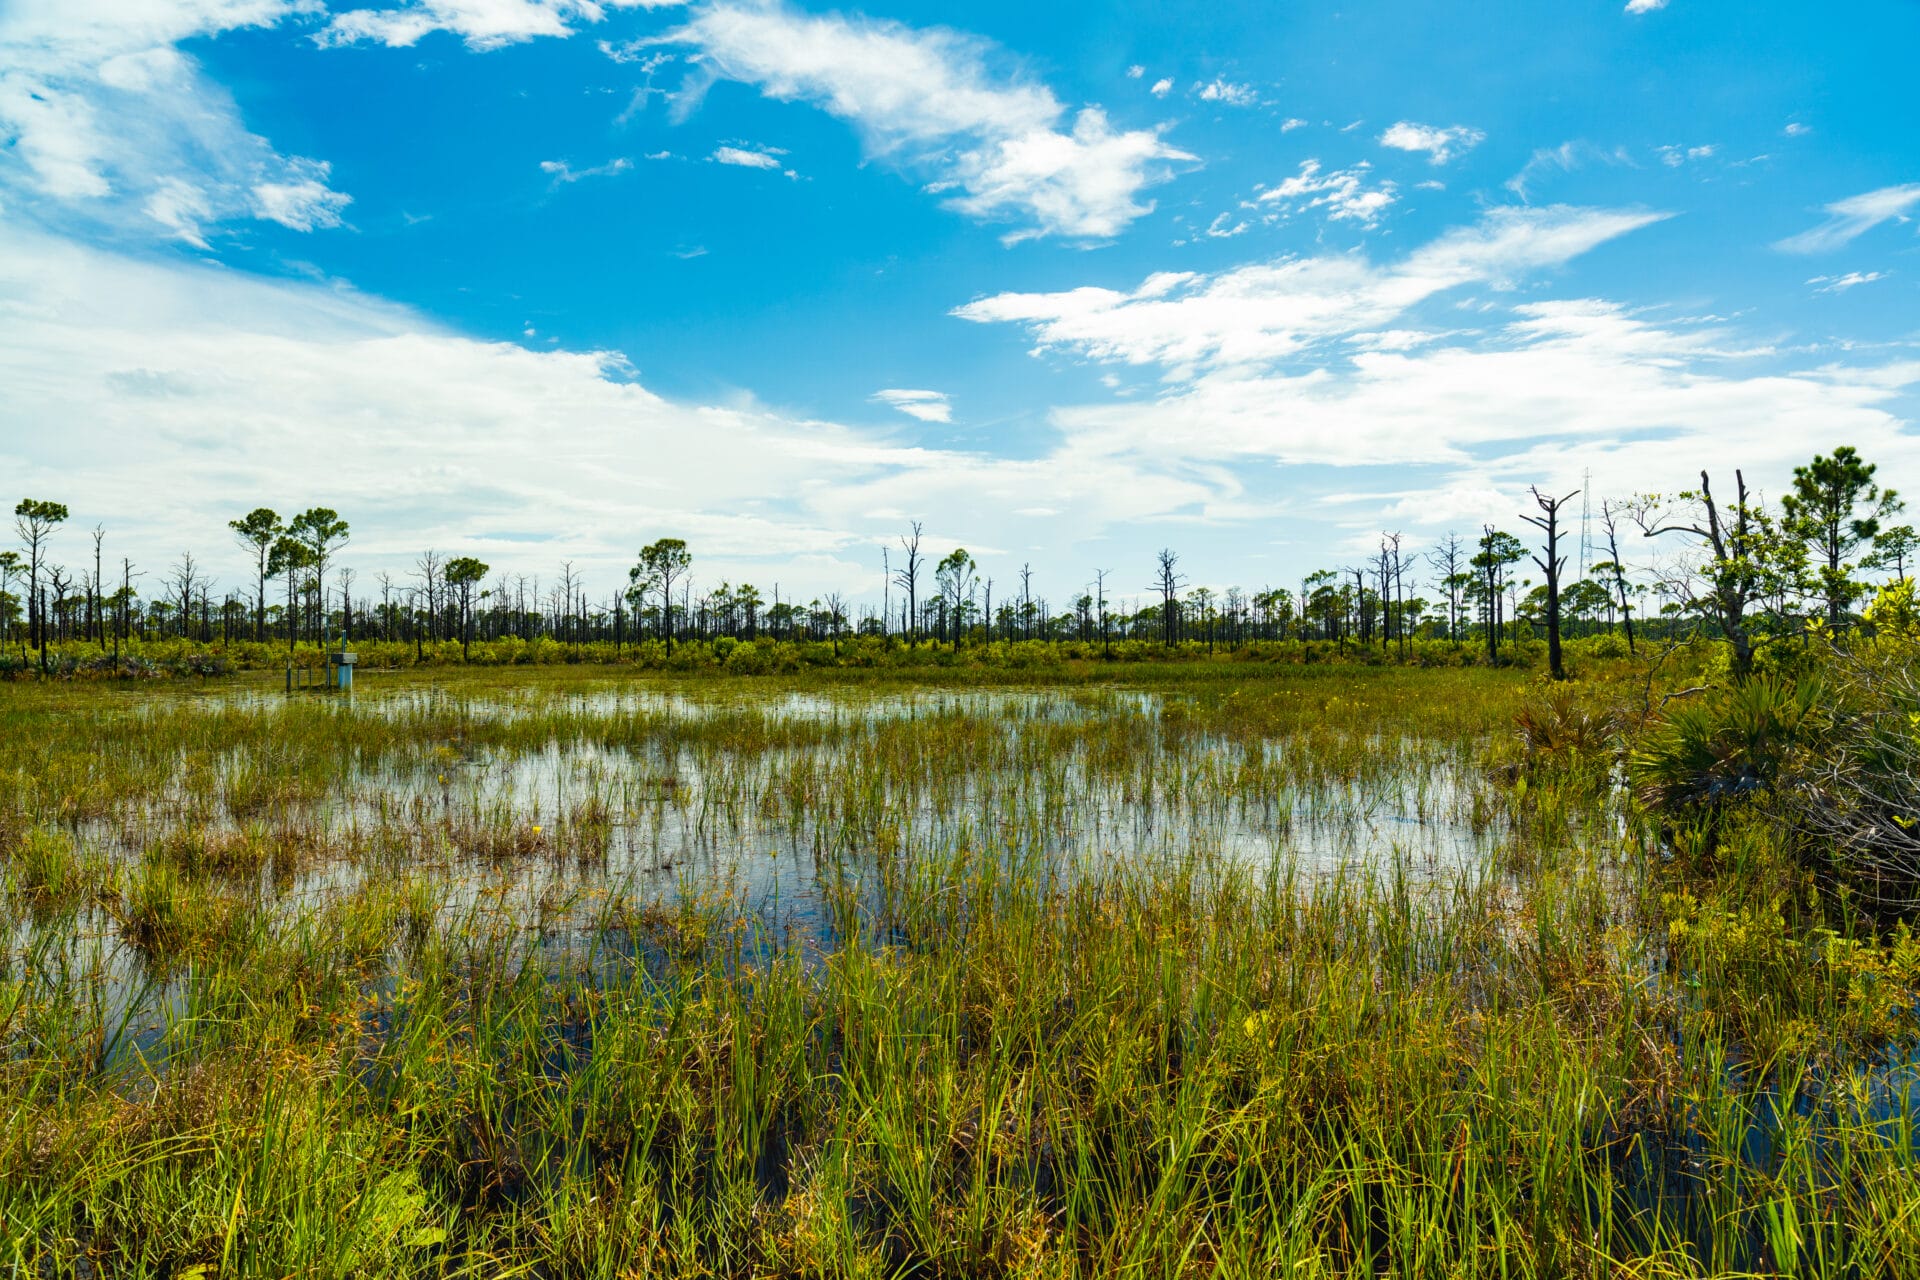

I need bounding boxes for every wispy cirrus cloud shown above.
[539,156,634,183]
[1775,183,1920,254]
[1809,271,1885,293]
[956,205,1666,377]
[1503,140,1633,202]
[0,0,351,244]
[872,388,952,422]
[659,1,1193,241]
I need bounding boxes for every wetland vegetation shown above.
[7,641,1920,1277]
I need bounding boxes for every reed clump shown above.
[5,825,112,911]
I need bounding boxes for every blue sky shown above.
[3,0,1917,610]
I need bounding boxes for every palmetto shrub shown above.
[1627,676,1820,814]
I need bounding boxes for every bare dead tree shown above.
[1020,562,1035,641]
[169,552,201,641]
[823,590,847,656]
[90,524,106,647]
[1429,532,1466,647]
[557,561,579,646]
[1094,568,1112,659]
[893,523,924,643]
[1597,500,1638,654]
[115,557,141,665]
[338,566,355,641]
[1520,487,1579,680]
[413,550,442,643]
[47,565,73,646]
[376,572,395,641]
[1153,549,1185,647]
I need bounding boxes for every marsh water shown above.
[25,678,1514,1067]
[136,681,1502,920]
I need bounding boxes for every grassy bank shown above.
[3,661,1916,1276]
[3,628,1617,681]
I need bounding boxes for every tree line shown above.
[6,447,1910,677]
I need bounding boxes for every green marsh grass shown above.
[1,663,1917,1276]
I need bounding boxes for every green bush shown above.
[1584,631,1629,659]
[1627,676,1821,814]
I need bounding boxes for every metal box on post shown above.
[328,649,357,691]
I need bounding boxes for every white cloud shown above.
[1775,183,1920,254]
[540,156,635,182]
[1347,329,1443,352]
[950,197,1920,549]
[2,0,308,50]
[666,1,1193,241]
[600,39,673,66]
[1194,77,1258,107]
[1378,121,1485,165]
[252,162,354,228]
[1034,297,1920,495]
[1280,117,1307,132]
[954,205,1669,377]
[710,145,784,169]
[1204,211,1246,238]
[1657,143,1716,167]
[1625,0,1667,12]
[0,224,1218,590]
[142,178,217,246]
[872,388,952,422]
[1125,64,1143,79]
[1503,140,1632,201]
[1257,159,1396,228]
[1783,121,1811,138]
[320,0,680,52]
[8,202,1915,591]
[1149,77,1172,98]
[0,2,352,242]
[1809,271,1886,293]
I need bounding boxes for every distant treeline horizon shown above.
[6,446,1912,678]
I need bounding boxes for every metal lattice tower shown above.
[1578,468,1594,581]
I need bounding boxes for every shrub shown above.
[1585,632,1629,660]
[1792,649,1920,911]
[1512,688,1622,770]
[1627,676,1820,814]
[725,640,772,675]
